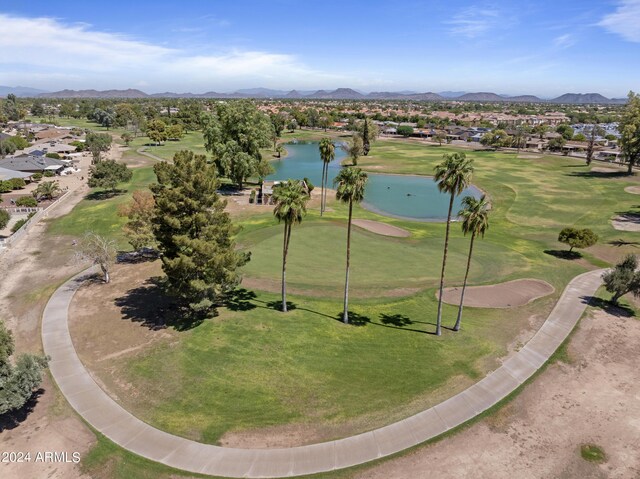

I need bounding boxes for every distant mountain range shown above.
[0,85,51,97]
[0,85,627,104]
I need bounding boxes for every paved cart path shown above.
[42,269,604,478]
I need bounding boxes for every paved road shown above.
[42,269,604,478]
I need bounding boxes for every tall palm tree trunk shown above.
[323,164,329,213]
[454,231,475,331]
[281,222,291,312]
[320,164,326,215]
[343,200,353,324]
[436,192,456,335]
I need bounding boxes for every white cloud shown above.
[553,33,575,48]
[447,8,500,38]
[599,0,640,42]
[0,13,344,91]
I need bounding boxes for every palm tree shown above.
[272,180,309,312]
[334,167,368,324]
[454,195,490,331]
[433,153,474,336]
[318,138,335,215]
[34,180,62,201]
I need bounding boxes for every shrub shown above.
[45,152,61,159]
[11,218,27,233]
[15,196,37,207]
[70,141,85,152]
[43,170,55,177]
[580,444,606,463]
[9,178,26,190]
[397,125,414,137]
[249,189,256,204]
[31,173,43,182]
[0,181,13,193]
[0,209,9,230]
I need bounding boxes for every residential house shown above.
[0,154,66,174]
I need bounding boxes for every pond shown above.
[267,141,481,222]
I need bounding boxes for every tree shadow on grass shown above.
[224,288,258,312]
[583,295,636,318]
[380,313,414,327]
[565,170,629,179]
[609,239,640,247]
[230,291,336,320]
[332,311,435,334]
[544,249,582,260]
[0,389,44,432]
[85,189,127,201]
[114,277,206,331]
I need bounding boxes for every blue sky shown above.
[1,0,639,97]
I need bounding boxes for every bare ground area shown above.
[68,261,178,404]
[352,219,411,237]
[0,140,139,479]
[440,279,555,308]
[611,213,640,232]
[624,185,640,195]
[0,187,94,479]
[356,308,640,479]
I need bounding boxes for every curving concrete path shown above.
[42,269,604,478]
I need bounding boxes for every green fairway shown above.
[129,131,207,161]
[240,221,526,296]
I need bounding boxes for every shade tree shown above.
[203,100,273,188]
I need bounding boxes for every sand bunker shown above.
[352,219,410,237]
[440,279,554,308]
[624,186,640,195]
[611,213,640,231]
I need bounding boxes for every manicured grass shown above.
[240,221,533,296]
[47,167,156,248]
[580,443,607,463]
[129,131,207,161]
[114,282,526,444]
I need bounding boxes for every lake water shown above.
[267,141,481,222]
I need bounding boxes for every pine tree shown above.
[151,150,249,313]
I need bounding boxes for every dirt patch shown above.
[69,261,174,376]
[611,213,640,231]
[517,154,541,159]
[356,308,640,479]
[624,185,640,195]
[352,219,410,237]
[0,141,136,479]
[440,279,554,308]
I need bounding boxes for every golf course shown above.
[48,134,640,454]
